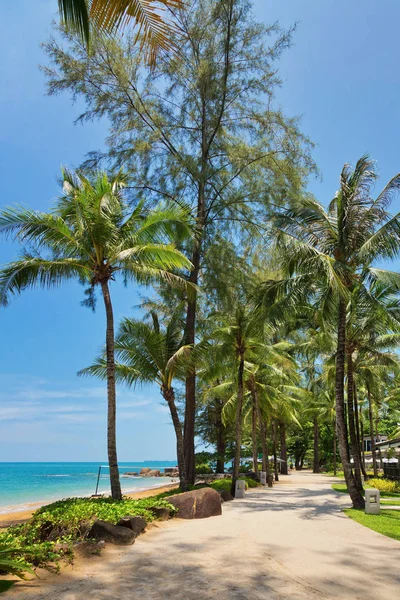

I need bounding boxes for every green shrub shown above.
[368,478,400,494]
[210,477,258,492]
[195,463,214,474]
[0,495,176,570]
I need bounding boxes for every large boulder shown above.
[89,520,135,545]
[168,487,222,519]
[147,469,161,477]
[117,516,147,537]
[219,489,233,502]
[140,467,152,476]
[150,506,171,521]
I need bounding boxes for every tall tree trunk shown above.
[259,415,268,474]
[215,398,226,474]
[347,351,363,492]
[231,356,245,497]
[360,407,366,474]
[353,381,367,478]
[368,394,378,475]
[163,386,189,492]
[101,280,122,501]
[279,422,288,475]
[251,386,259,478]
[272,422,279,481]
[183,248,200,486]
[336,300,364,508]
[333,419,337,476]
[313,415,320,473]
[259,416,271,479]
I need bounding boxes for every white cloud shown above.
[0,376,159,425]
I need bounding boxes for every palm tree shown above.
[206,307,265,497]
[80,309,192,491]
[269,155,400,508]
[58,0,184,64]
[0,169,192,499]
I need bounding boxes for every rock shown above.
[89,520,136,545]
[140,467,152,475]
[122,472,139,477]
[116,515,147,537]
[147,469,161,477]
[74,540,105,557]
[219,489,233,502]
[150,507,171,521]
[168,487,222,519]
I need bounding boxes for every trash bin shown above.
[260,471,267,485]
[365,489,380,514]
[235,479,246,498]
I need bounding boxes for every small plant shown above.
[0,544,36,579]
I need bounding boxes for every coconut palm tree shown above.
[0,169,192,499]
[80,308,192,491]
[58,0,184,64]
[268,155,400,508]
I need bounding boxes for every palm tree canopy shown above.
[261,156,400,325]
[80,308,192,390]
[58,0,184,64]
[0,169,193,306]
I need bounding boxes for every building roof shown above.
[375,437,400,449]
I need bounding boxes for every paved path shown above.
[10,472,400,600]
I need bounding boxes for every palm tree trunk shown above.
[367,386,378,477]
[272,422,279,481]
[353,381,367,478]
[231,355,245,497]
[101,280,122,501]
[313,415,320,473]
[279,422,288,475]
[259,414,268,474]
[346,352,363,492]
[360,408,366,474]
[251,388,259,478]
[336,300,364,508]
[162,386,189,492]
[333,419,337,476]
[215,398,226,474]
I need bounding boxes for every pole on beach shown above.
[94,465,102,495]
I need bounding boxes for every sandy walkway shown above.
[7,472,400,599]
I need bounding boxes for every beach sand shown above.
[0,483,179,529]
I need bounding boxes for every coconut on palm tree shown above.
[266,155,400,508]
[0,169,193,499]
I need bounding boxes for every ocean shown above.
[0,462,178,512]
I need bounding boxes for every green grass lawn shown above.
[332,483,400,500]
[344,509,400,542]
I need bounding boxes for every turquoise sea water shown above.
[0,462,178,511]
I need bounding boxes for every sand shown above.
[0,483,179,529]
[4,472,400,599]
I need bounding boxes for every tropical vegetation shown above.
[3,0,400,578]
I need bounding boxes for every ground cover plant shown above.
[0,496,176,570]
[344,509,400,542]
[332,482,400,504]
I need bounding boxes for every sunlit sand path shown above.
[9,471,400,599]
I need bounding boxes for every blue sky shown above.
[1,0,400,461]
